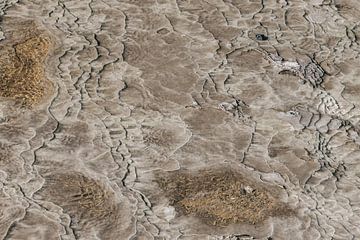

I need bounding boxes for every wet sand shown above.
[0,0,360,239]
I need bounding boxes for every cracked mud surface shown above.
[0,0,360,239]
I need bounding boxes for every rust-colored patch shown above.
[0,21,53,106]
[156,168,292,226]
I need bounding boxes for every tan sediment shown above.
[156,168,292,226]
[0,21,53,106]
[37,172,116,221]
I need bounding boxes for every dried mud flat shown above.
[0,0,360,239]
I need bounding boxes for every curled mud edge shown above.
[0,18,56,107]
[155,167,295,227]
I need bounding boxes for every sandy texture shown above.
[156,168,292,226]
[0,19,53,106]
[0,0,360,239]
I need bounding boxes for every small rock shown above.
[244,186,253,194]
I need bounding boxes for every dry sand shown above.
[0,0,360,239]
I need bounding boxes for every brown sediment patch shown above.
[36,172,117,223]
[34,172,135,238]
[0,20,53,106]
[156,168,293,226]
